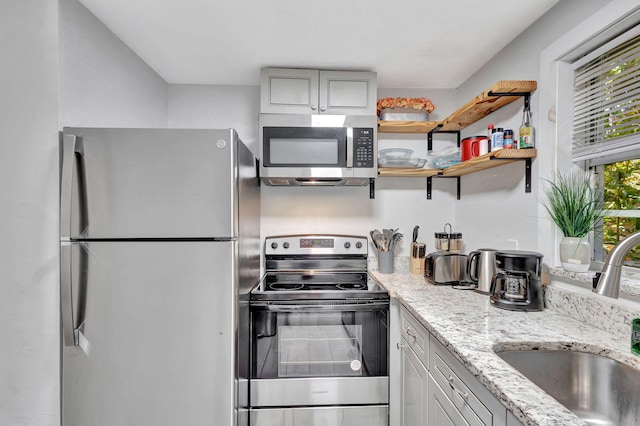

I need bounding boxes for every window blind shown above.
[572,31,640,164]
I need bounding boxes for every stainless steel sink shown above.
[496,349,640,426]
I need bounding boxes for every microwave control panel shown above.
[353,128,375,168]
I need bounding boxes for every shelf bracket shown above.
[428,126,460,151]
[489,156,532,193]
[426,175,460,200]
[487,91,531,109]
[369,178,375,199]
[427,123,444,151]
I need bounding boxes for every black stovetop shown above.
[250,271,389,301]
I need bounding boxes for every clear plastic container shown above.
[434,224,463,252]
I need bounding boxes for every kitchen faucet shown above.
[593,229,640,298]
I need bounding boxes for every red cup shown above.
[461,136,488,161]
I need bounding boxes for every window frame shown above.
[538,1,640,273]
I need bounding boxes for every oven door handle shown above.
[251,301,389,312]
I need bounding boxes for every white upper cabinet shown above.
[260,68,377,115]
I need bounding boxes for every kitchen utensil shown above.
[467,248,497,294]
[490,250,544,311]
[370,230,380,251]
[410,242,426,274]
[378,251,394,273]
[412,226,419,243]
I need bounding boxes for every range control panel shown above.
[265,234,368,256]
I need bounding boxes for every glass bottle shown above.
[519,98,535,149]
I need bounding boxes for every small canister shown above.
[410,242,426,274]
[503,129,514,149]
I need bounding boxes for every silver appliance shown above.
[424,252,469,284]
[59,127,260,426]
[259,114,377,186]
[489,250,544,311]
[249,235,389,425]
[467,248,497,294]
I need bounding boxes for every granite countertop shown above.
[372,271,640,426]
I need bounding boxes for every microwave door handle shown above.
[346,128,354,168]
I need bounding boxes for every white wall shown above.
[0,0,171,424]
[453,0,611,255]
[59,0,168,127]
[167,86,459,255]
[0,1,60,425]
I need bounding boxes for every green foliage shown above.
[603,159,640,262]
[542,170,603,238]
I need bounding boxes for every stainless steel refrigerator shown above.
[59,128,260,426]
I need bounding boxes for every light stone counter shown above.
[372,271,640,426]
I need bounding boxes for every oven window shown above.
[279,323,362,377]
[270,138,338,165]
[252,309,388,379]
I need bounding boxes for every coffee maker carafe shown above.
[490,250,544,311]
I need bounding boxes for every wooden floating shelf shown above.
[377,80,537,134]
[377,120,441,134]
[378,167,441,177]
[441,149,537,176]
[441,80,537,131]
[378,149,536,178]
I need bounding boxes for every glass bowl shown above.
[378,148,414,161]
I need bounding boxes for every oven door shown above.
[250,301,389,407]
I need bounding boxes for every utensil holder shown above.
[378,251,394,274]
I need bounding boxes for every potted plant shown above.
[542,170,603,272]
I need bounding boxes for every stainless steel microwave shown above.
[259,114,377,186]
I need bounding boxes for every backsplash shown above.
[373,256,640,341]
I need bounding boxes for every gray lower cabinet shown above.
[398,306,430,425]
[400,336,429,425]
[429,337,507,426]
[395,301,523,426]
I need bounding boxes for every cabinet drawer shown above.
[431,349,492,425]
[430,338,507,426]
[400,306,429,368]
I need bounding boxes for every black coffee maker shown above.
[489,250,544,311]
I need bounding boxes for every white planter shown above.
[559,237,591,272]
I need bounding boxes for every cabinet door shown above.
[260,68,319,114]
[319,70,377,115]
[401,337,428,426]
[429,374,477,426]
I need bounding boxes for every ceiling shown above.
[78,0,560,89]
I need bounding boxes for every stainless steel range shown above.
[249,235,389,426]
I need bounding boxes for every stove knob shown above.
[283,242,290,249]
[344,242,351,249]
[271,242,278,249]
[355,242,363,249]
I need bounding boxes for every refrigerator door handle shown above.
[60,243,79,346]
[60,133,84,240]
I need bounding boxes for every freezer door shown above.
[61,241,237,426]
[60,128,255,239]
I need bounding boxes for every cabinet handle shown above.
[320,105,327,112]
[448,375,469,402]
[405,327,417,341]
[310,104,317,111]
[397,342,407,350]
